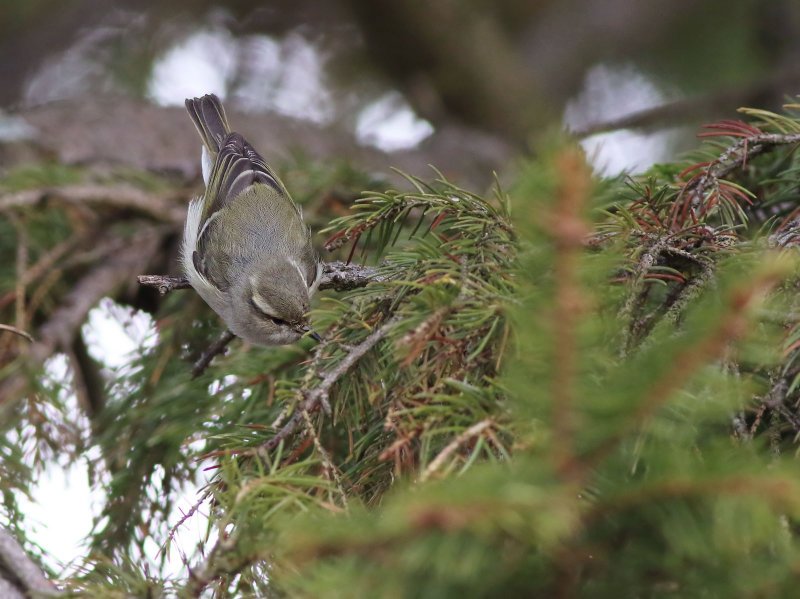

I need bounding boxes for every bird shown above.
[182,93,321,345]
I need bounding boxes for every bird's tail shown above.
[185,94,231,162]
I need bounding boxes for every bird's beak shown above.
[299,324,322,342]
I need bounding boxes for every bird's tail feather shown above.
[185,94,231,161]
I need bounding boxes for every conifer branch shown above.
[550,149,591,478]
[0,229,161,403]
[162,487,215,559]
[618,237,669,355]
[137,261,386,296]
[694,131,800,187]
[677,128,800,224]
[587,266,785,468]
[585,474,800,525]
[183,532,245,598]
[260,315,401,452]
[420,419,494,482]
[301,408,349,509]
[0,229,94,311]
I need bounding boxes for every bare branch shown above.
[136,275,193,295]
[137,261,388,296]
[0,324,33,343]
[0,185,186,224]
[318,261,387,290]
[192,330,236,378]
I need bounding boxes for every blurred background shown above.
[3,0,800,578]
[3,0,800,178]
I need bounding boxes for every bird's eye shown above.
[249,298,287,326]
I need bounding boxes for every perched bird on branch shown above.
[182,94,321,345]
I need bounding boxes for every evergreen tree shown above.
[5,106,800,597]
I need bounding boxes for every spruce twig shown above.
[260,315,401,453]
[137,261,387,296]
[420,419,494,482]
[550,148,591,478]
[587,265,786,468]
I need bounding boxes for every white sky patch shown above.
[233,33,335,124]
[17,299,160,574]
[82,297,158,371]
[580,128,683,176]
[149,30,335,125]
[15,461,99,572]
[209,374,253,403]
[148,29,238,105]
[13,354,98,574]
[148,29,433,149]
[564,63,683,175]
[356,92,434,151]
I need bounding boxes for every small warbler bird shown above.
[182,94,321,345]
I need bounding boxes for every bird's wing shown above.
[201,132,294,226]
[192,132,312,290]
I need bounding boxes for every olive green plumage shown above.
[182,94,321,345]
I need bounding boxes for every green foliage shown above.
[60,166,516,597]
[0,163,82,191]
[255,139,800,598]
[13,107,800,597]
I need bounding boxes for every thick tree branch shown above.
[15,96,509,191]
[570,68,800,138]
[0,528,60,597]
[0,229,161,403]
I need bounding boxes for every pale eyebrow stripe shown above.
[251,293,278,317]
